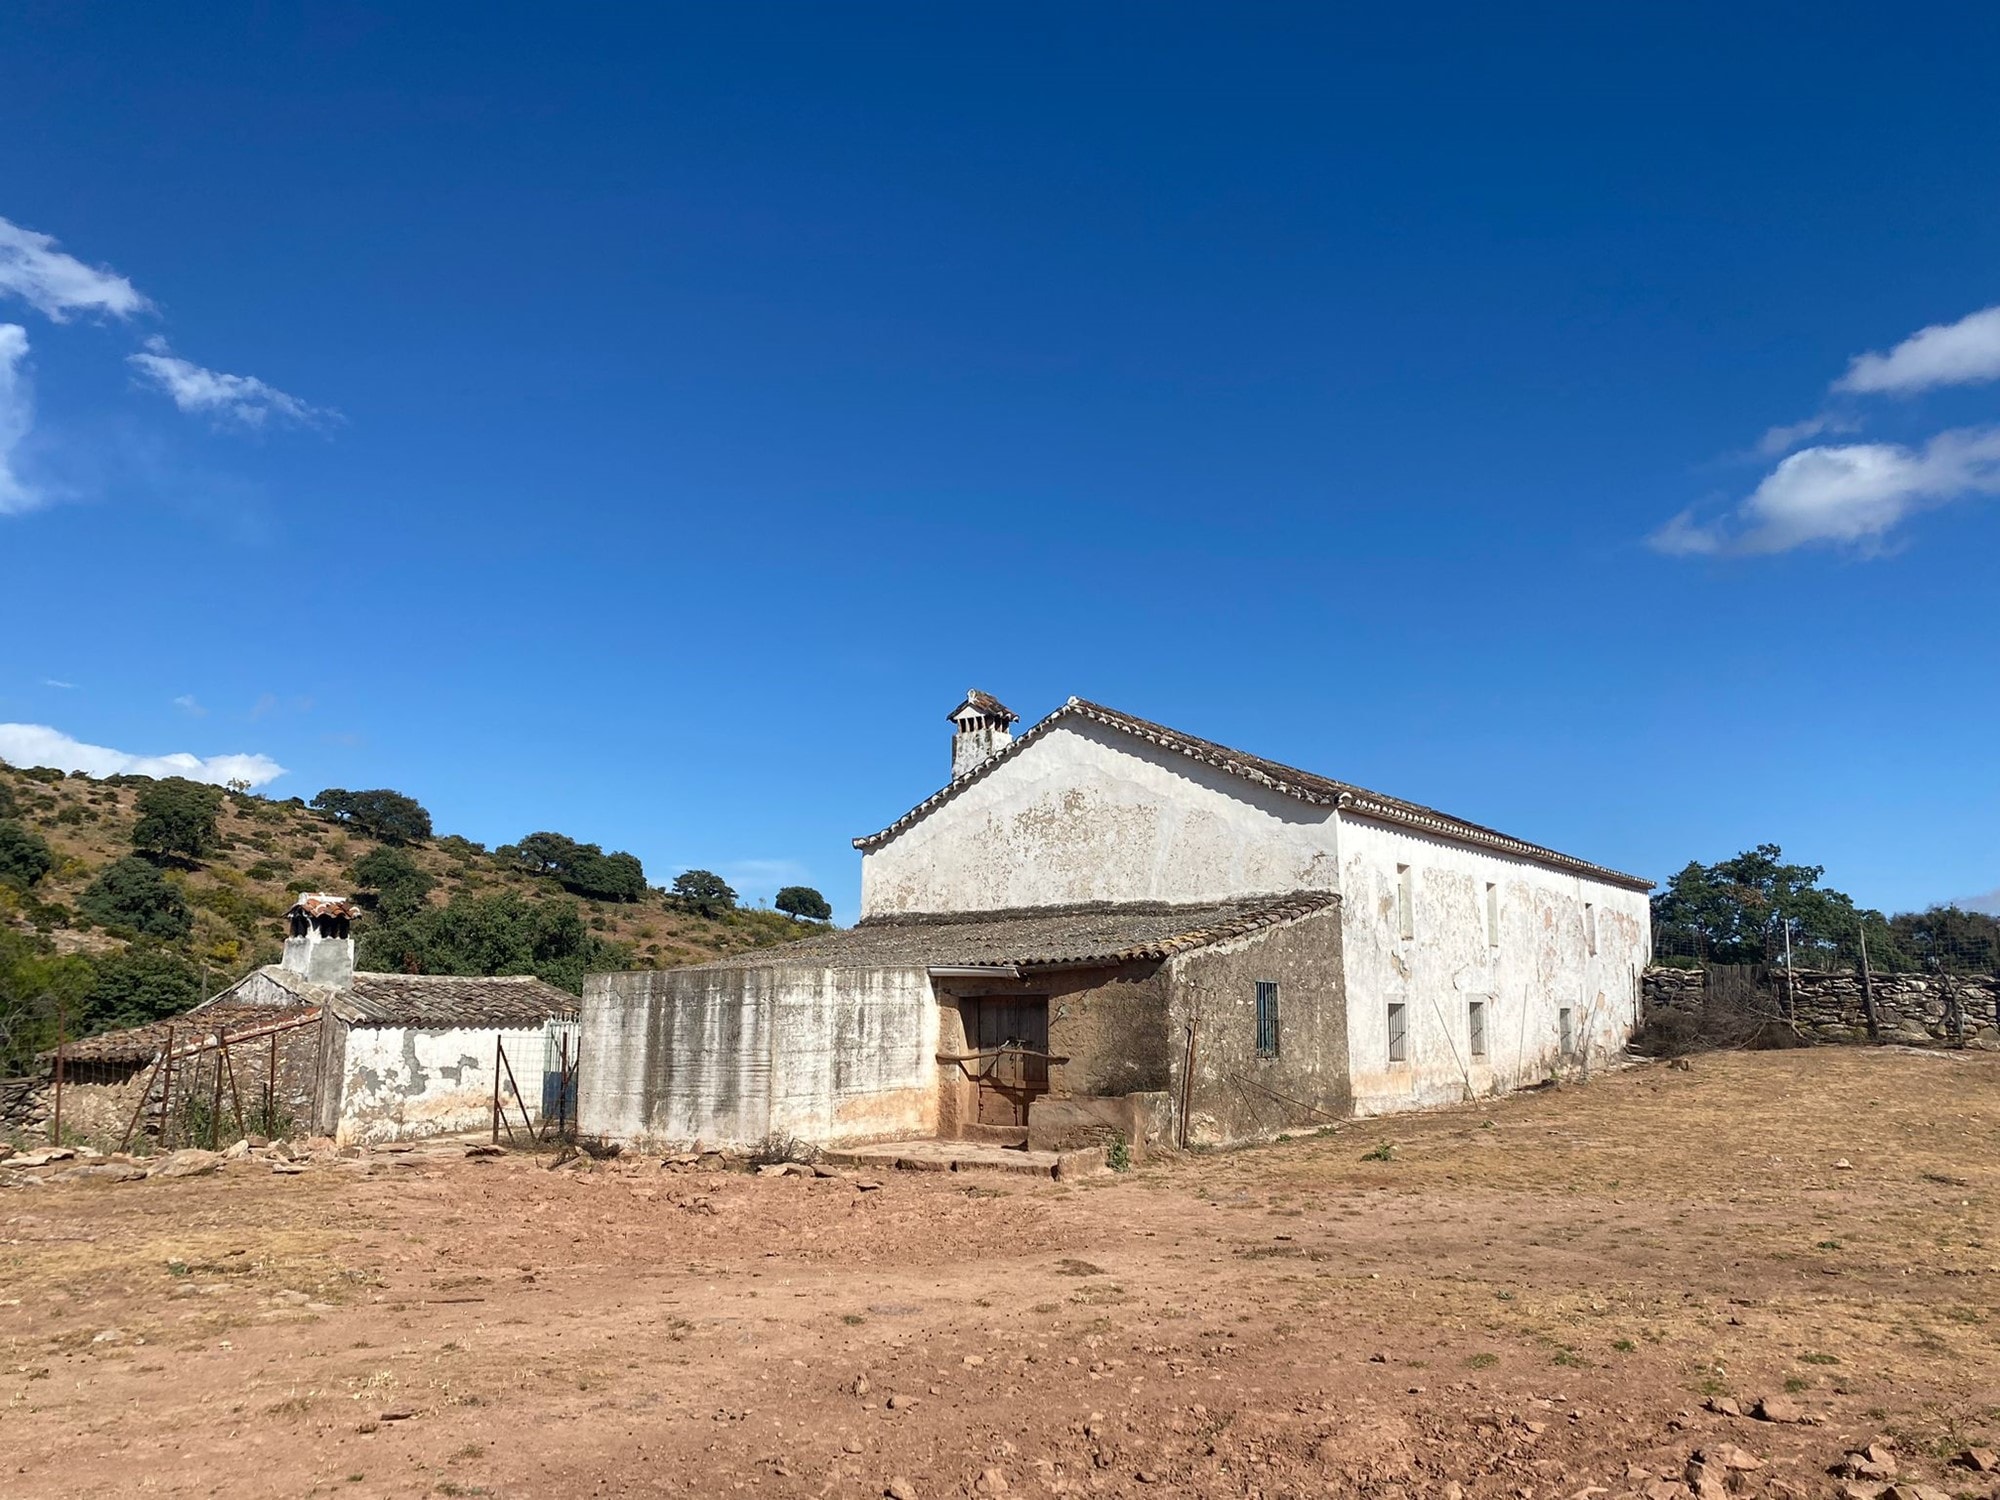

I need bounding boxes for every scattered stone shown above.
[465,1144,504,1158]
[1642,1480,1684,1500]
[1952,1450,1998,1475]
[886,1393,915,1410]
[1833,1158,1853,1170]
[91,1328,124,1344]
[1624,1464,1653,1483]
[851,1374,871,1397]
[54,1163,147,1184]
[246,1135,269,1149]
[856,1180,883,1192]
[1705,1397,1744,1418]
[1704,1445,1764,1472]
[886,1480,917,1500]
[974,1469,1009,1494]
[378,1409,414,1422]
[223,1139,251,1159]
[962,1354,985,1368]
[1836,1484,1885,1500]
[149,1150,222,1179]
[3,1148,75,1169]
[1751,1395,1811,1424]
[756,1163,790,1178]
[1883,1486,1951,1500]
[271,1162,309,1176]
[843,1438,865,1455]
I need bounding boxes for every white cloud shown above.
[128,336,329,429]
[172,694,207,717]
[0,723,286,787]
[1836,304,2000,395]
[0,324,37,515]
[1651,426,2000,557]
[0,215,148,322]
[42,679,76,690]
[1753,412,1858,459]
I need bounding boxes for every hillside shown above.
[0,761,823,1072]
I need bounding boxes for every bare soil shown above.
[4,1048,1998,1499]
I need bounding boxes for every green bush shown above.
[80,857,193,940]
[0,821,55,888]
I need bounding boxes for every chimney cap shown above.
[948,689,1017,726]
[288,892,359,920]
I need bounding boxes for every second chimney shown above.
[948,690,1019,779]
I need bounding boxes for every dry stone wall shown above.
[1643,964,2000,1048]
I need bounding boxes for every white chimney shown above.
[282,893,357,989]
[949,690,1018,779]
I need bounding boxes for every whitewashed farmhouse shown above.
[581,694,1652,1153]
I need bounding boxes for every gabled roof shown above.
[949,689,1017,725]
[856,697,1652,892]
[332,973,578,1029]
[665,892,1340,974]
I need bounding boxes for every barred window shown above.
[1255,981,1280,1058]
[1387,1001,1408,1064]
[1468,999,1488,1059]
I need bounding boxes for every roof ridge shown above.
[854,698,1651,891]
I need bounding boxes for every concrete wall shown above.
[861,719,1342,917]
[579,964,939,1151]
[335,1024,545,1146]
[1337,816,1650,1116]
[1167,903,1348,1147]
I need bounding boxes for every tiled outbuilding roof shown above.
[54,1000,322,1065]
[332,973,578,1029]
[856,697,1653,892]
[672,891,1339,974]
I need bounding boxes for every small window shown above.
[1558,1007,1574,1057]
[1484,882,1500,947]
[1386,1001,1408,1064]
[1468,999,1487,1059]
[1584,902,1597,956]
[1255,981,1280,1058]
[1396,864,1414,940]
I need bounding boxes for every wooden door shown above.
[972,998,1049,1127]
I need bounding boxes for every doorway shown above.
[968,996,1049,1128]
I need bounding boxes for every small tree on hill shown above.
[775,886,832,922]
[0,822,54,888]
[312,788,433,844]
[81,856,193,940]
[350,845,436,918]
[131,777,224,862]
[671,869,737,918]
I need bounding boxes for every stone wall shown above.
[1643,965,2000,1048]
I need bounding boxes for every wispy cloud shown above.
[128,337,330,429]
[1652,427,2000,557]
[1836,305,2000,395]
[172,694,207,717]
[42,678,76,691]
[0,723,285,787]
[0,215,148,322]
[1753,411,1859,459]
[0,324,37,515]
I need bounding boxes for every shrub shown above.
[0,822,55,888]
[80,857,193,940]
[350,845,435,916]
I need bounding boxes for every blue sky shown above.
[2,5,1997,921]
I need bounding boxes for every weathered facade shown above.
[53,895,576,1147]
[582,692,1650,1153]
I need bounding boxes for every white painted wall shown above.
[337,1024,546,1146]
[580,964,940,1151]
[861,720,1341,916]
[1335,816,1651,1115]
[860,714,1652,1119]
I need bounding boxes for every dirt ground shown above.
[5,1048,1998,1500]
